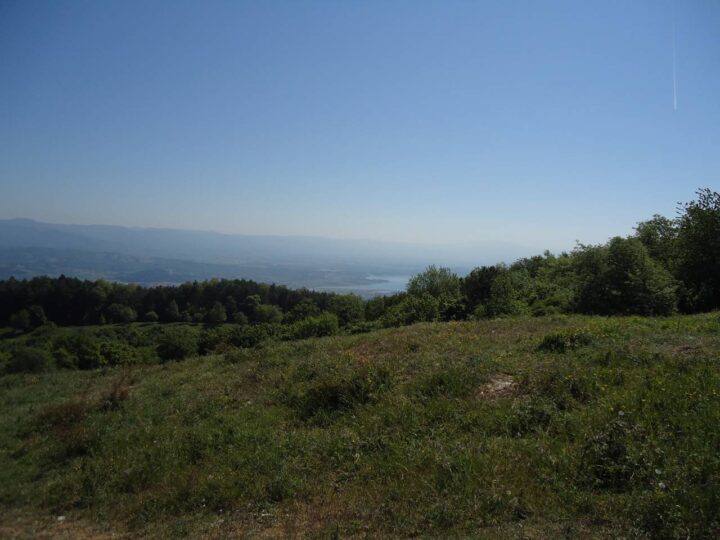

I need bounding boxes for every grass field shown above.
[1,314,719,538]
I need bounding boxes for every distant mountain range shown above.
[0,218,530,293]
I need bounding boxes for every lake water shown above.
[321,274,410,297]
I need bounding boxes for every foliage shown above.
[5,346,53,373]
[407,265,460,297]
[156,329,198,362]
[574,238,677,315]
[204,301,227,325]
[675,188,720,311]
[291,313,339,339]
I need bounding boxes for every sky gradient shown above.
[1,0,718,253]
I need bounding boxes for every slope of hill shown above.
[1,314,719,538]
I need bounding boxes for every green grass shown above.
[1,314,719,538]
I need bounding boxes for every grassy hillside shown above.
[1,314,719,538]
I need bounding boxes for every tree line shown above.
[2,188,718,334]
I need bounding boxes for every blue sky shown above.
[1,0,718,253]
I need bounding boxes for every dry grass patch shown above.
[477,374,518,400]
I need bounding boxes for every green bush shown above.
[291,313,339,339]
[538,330,594,353]
[70,334,104,369]
[99,341,138,366]
[53,347,78,369]
[156,330,198,362]
[284,367,392,424]
[227,324,275,348]
[6,346,54,373]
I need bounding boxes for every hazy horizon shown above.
[2,1,718,252]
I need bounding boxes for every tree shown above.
[106,303,137,324]
[10,309,32,332]
[27,305,47,327]
[232,311,249,325]
[463,266,501,312]
[381,293,439,327]
[285,299,321,323]
[407,265,461,299]
[635,214,678,269]
[205,301,227,325]
[574,238,676,316]
[164,300,181,322]
[675,188,720,311]
[329,295,364,326]
[254,304,283,324]
[483,271,526,318]
[606,237,677,315]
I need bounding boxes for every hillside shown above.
[1,314,719,538]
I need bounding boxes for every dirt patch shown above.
[0,514,130,540]
[477,375,517,400]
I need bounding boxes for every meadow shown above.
[1,313,719,538]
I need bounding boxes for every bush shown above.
[253,304,283,324]
[204,302,227,325]
[6,346,53,373]
[284,367,392,423]
[52,347,78,369]
[156,330,198,362]
[381,293,439,327]
[35,399,93,458]
[578,414,650,492]
[105,303,137,324]
[65,334,104,370]
[291,313,339,339]
[99,341,138,366]
[538,331,594,353]
[574,238,677,315]
[227,324,275,348]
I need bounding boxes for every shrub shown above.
[578,414,650,492]
[156,329,198,361]
[100,375,131,410]
[538,331,594,353]
[198,327,231,354]
[253,304,283,324]
[6,346,53,373]
[204,302,227,325]
[105,303,138,324]
[68,334,104,369]
[35,399,92,458]
[99,341,138,366]
[506,400,554,436]
[227,324,274,348]
[284,367,392,423]
[291,313,339,339]
[52,347,78,369]
[232,311,249,325]
[381,293,439,327]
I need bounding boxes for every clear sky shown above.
[1,0,718,252]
